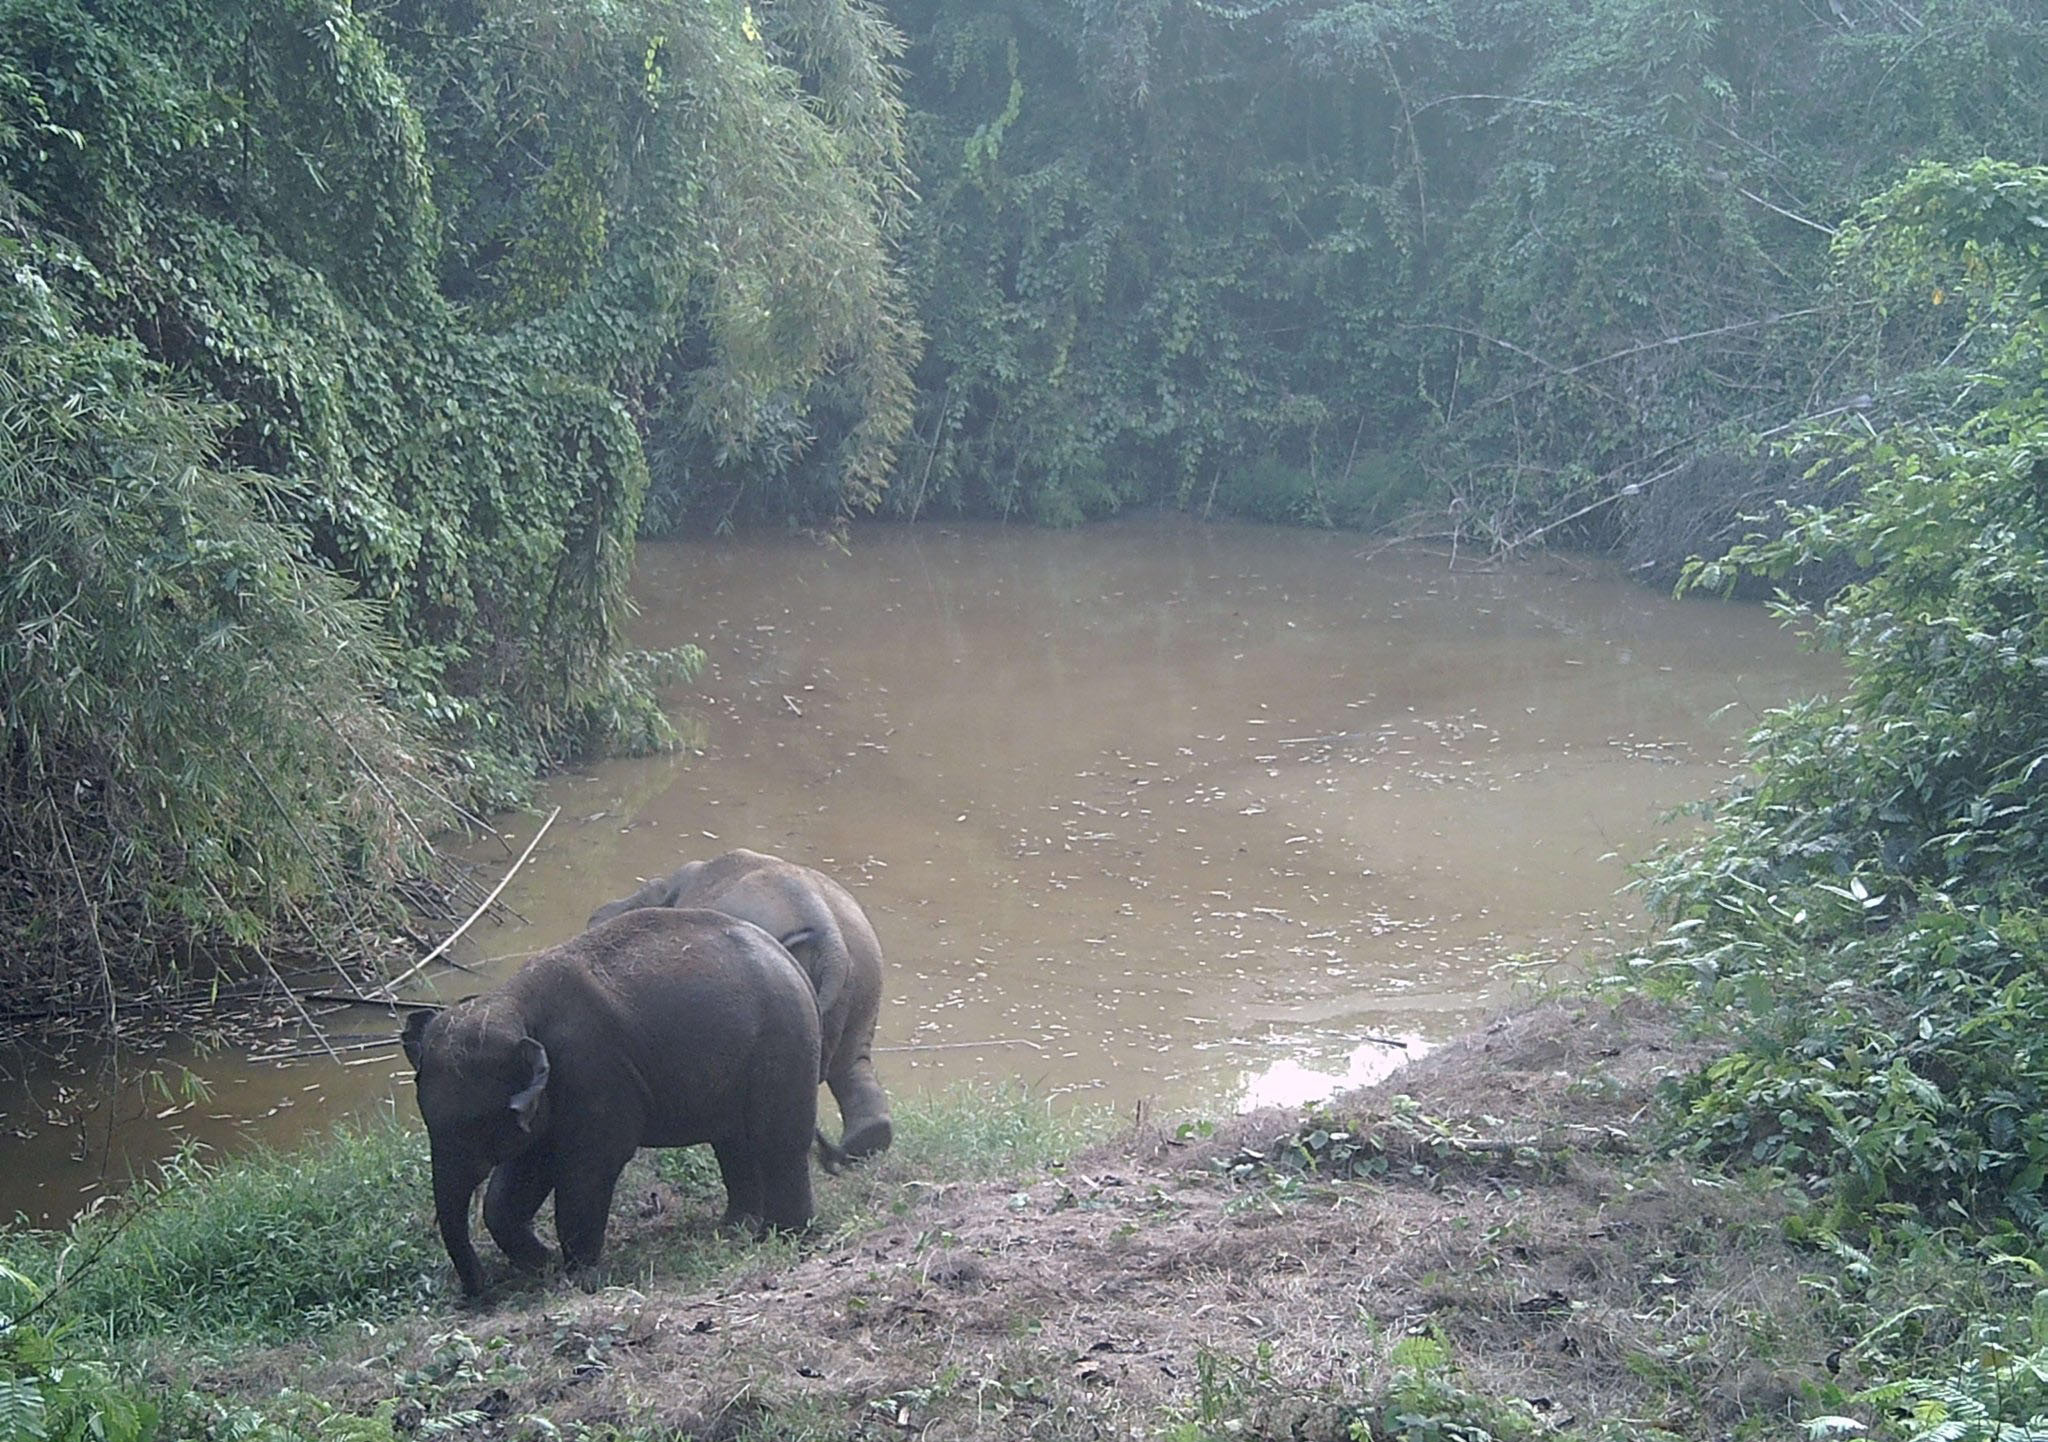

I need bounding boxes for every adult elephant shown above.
[588,848,893,1163]
[401,907,820,1298]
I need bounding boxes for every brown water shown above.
[0,515,1827,1225]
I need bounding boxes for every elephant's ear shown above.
[401,1008,436,1068]
[508,1036,550,1131]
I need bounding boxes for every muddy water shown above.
[0,516,1827,1225]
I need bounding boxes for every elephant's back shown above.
[566,906,813,1003]
[520,909,821,1141]
[695,858,882,967]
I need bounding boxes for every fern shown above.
[0,1378,48,1442]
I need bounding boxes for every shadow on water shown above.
[0,514,1831,1224]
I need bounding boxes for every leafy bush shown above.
[0,0,916,1005]
[0,248,437,1004]
[1661,906,2048,1224]
[1812,1296,2048,1441]
[1644,161,2048,1232]
[0,1282,158,1442]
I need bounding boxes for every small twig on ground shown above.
[1389,1123,1638,1157]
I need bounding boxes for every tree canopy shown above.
[5,0,2046,1013]
[0,0,917,1006]
[880,0,2047,539]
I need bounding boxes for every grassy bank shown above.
[0,1084,1099,1350]
[3,996,2037,1442]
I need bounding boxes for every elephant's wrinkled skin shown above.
[588,848,892,1162]
[401,908,820,1298]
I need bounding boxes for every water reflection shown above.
[1233,1033,1430,1112]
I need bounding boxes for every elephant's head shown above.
[402,1001,551,1296]
[585,860,702,929]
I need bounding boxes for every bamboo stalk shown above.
[294,990,441,1010]
[54,812,117,1036]
[250,1036,403,1062]
[201,877,343,1064]
[371,806,559,999]
[873,1037,1046,1053]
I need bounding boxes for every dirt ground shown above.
[197,995,1843,1440]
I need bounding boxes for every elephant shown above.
[587,847,893,1163]
[400,907,821,1298]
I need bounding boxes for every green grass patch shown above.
[1,1082,1106,1354]
[881,1080,1108,1183]
[2,1115,439,1348]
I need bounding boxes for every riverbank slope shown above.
[123,993,1884,1442]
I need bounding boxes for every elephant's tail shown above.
[813,1128,851,1174]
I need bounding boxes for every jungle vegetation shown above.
[2,0,2044,1016]
[1,0,915,1009]
[6,4,2048,1433]
[870,0,2047,544]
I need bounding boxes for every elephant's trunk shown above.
[431,1147,488,1297]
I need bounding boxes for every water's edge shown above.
[0,517,1828,1224]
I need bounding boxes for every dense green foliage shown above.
[0,0,916,1001]
[1644,160,2048,1233]
[0,245,435,1005]
[7,0,2046,1010]
[0,1282,157,1442]
[881,0,2048,533]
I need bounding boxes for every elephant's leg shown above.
[551,1155,627,1277]
[826,1052,894,1161]
[482,1151,555,1272]
[745,1060,816,1231]
[712,1139,764,1231]
[755,1144,815,1234]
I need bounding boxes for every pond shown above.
[0,515,1828,1224]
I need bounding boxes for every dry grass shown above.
[180,996,1844,1439]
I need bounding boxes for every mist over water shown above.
[0,515,1828,1224]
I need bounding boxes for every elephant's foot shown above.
[506,1244,552,1274]
[490,1233,551,1273]
[838,1115,893,1162]
[717,1207,765,1239]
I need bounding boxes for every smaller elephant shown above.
[589,848,892,1162]
[401,907,820,1297]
